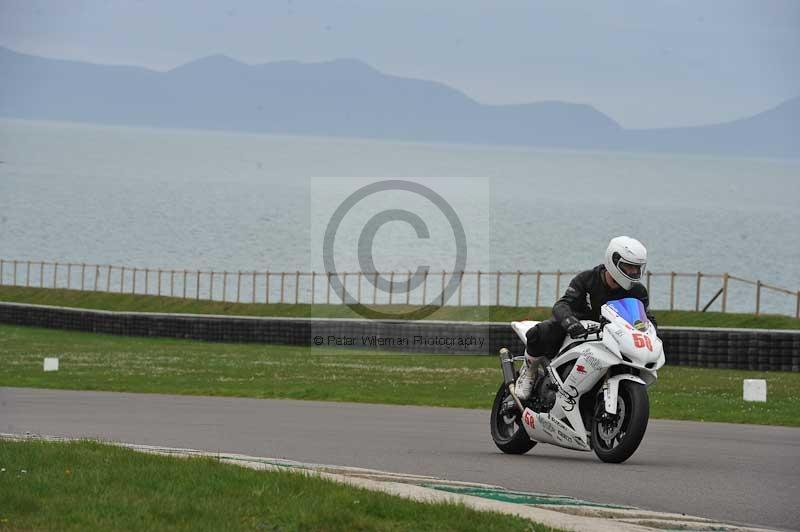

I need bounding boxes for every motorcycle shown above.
[490,297,665,463]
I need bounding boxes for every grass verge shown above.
[0,439,549,532]
[1,286,797,329]
[1,324,798,426]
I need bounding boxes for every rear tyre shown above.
[591,381,649,464]
[490,383,536,454]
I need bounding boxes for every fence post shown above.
[406,271,411,305]
[327,272,331,304]
[342,273,348,303]
[441,271,445,306]
[515,271,521,307]
[280,272,285,303]
[236,271,241,303]
[13,260,18,286]
[144,269,149,295]
[477,271,482,306]
[755,280,761,316]
[107,265,112,292]
[310,272,315,305]
[357,271,362,304]
[255,271,259,304]
[422,270,428,305]
[168,270,173,297]
[182,270,187,299]
[26,261,31,287]
[0,259,4,285]
[158,269,162,296]
[555,270,561,299]
[721,273,729,313]
[131,267,137,294]
[79,263,85,290]
[295,271,299,304]
[796,290,799,319]
[457,271,463,307]
[223,272,228,301]
[210,271,215,300]
[67,263,73,289]
[388,272,394,304]
[94,265,100,291]
[265,271,270,304]
[646,271,651,295]
[40,262,45,288]
[495,272,501,306]
[120,266,125,293]
[194,270,199,300]
[54,262,59,289]
[535,271,541,307]
[669,271,676,311]
[372,272,378,305]
[695,272,701,311]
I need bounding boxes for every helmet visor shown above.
[614,255,645,281]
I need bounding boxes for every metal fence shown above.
[0,258,797,318]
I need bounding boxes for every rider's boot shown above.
[515,352,543,400]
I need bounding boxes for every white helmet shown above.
[605,236,647,290]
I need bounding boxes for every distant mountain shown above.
[0,46,797,157]
[622,96,800,158]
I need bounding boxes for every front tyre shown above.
[490,383,536,454]
[592,381,649,464]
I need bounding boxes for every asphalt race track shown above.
[3,387,798,530]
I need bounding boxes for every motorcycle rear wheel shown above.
[490,383,536,454]
[591,381,649,463]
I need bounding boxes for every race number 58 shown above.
[632,333,653,351]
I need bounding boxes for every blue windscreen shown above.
[607,298,649,330]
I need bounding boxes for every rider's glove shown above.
[562,316,587,339]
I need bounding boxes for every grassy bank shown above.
[0,439,547,532]
[1,324,798,426]
[1,286,798,329]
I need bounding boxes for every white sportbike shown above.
[490,298,665,463]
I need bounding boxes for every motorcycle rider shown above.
[515,236,657,400]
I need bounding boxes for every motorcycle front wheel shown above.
[490,383,536,454]
[591,381,649,463]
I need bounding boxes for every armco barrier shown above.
[0,302,797,371]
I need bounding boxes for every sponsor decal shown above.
[583,355,605,371]
[548,366,580,412]
[560,384,579,412]
[633,320,647,331]
[576,364,587,374]
[557,429,574,445]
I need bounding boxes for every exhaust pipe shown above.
[499,348,517,386]
[499,348,525,413]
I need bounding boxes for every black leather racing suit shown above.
[525,264,657,359]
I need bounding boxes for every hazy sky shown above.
[1,0,798,128]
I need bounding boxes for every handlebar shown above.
[573,321,604,340]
